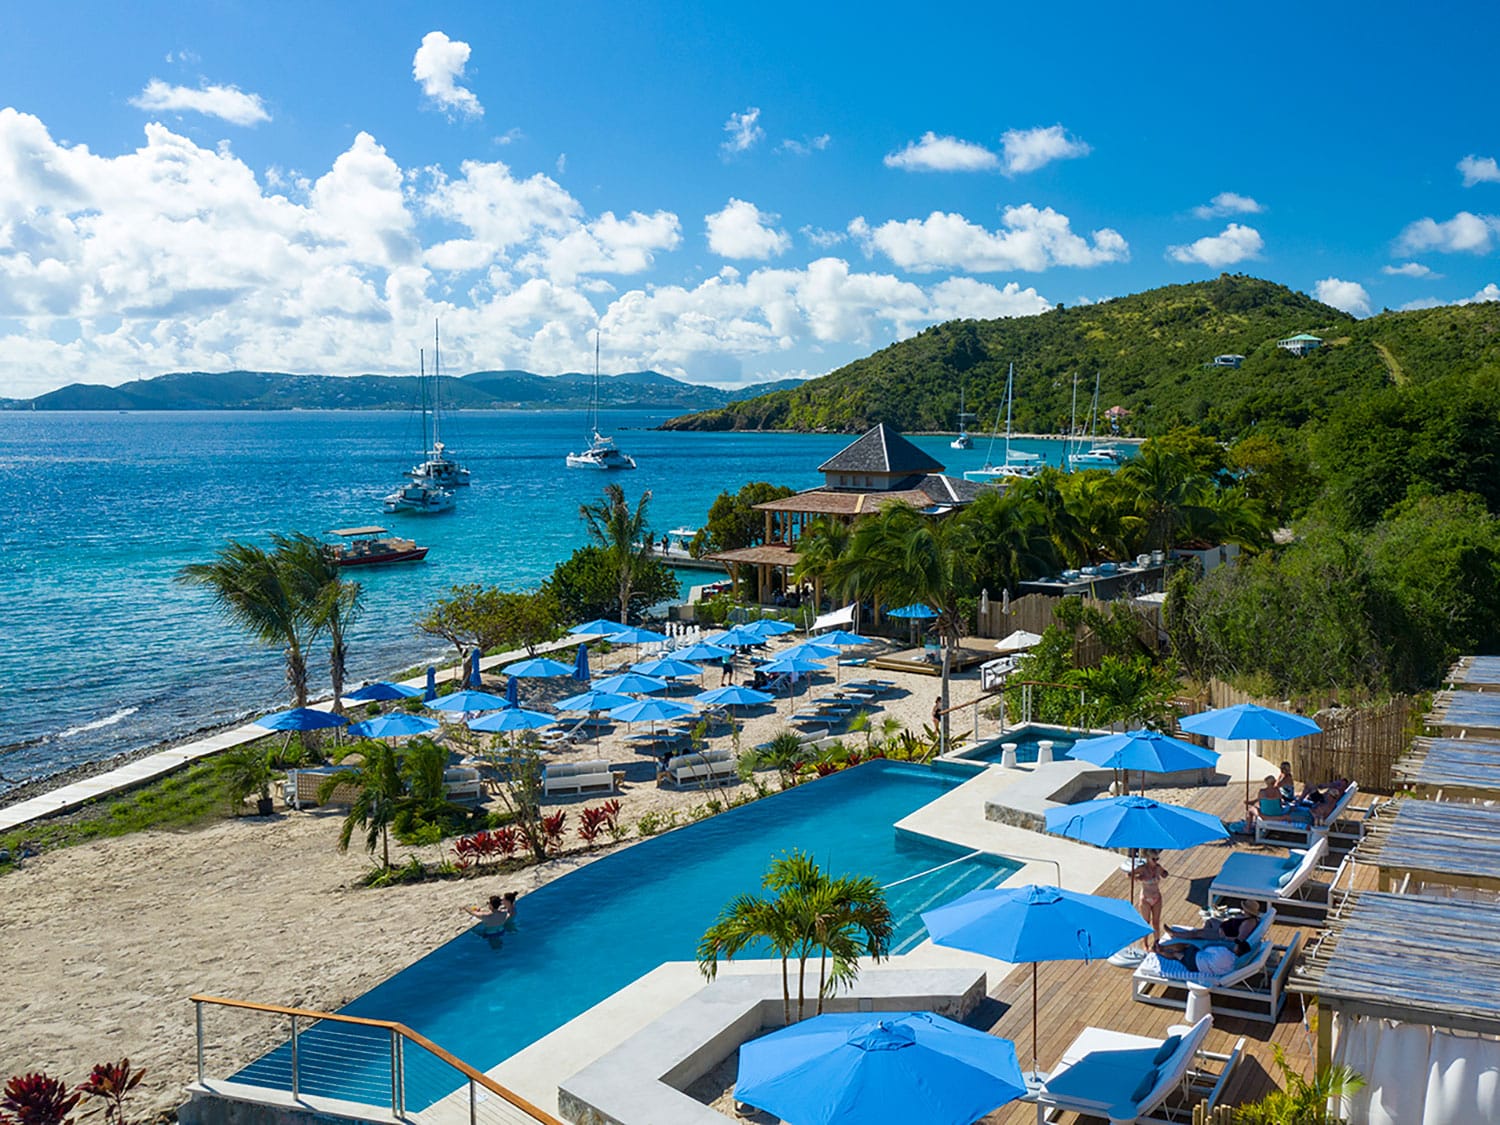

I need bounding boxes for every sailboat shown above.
[406,322,471,487]
[950,383,975,450]
[963,363,1042,483]
[566,330,637,470]
[1068,373,1128,470]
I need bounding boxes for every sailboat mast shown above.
[432,320,442,448]
[592,328,601,436]
[1089,373,1101,453]
[1068,373,1080,469]
[419,348,429,455]
[1003,362,1015,463]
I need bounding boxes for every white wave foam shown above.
[56,706,141,739]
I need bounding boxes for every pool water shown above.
[237,761,1017,1107]
[966,724,1083,764]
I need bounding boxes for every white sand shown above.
[1,651,967,1120]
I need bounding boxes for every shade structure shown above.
[502,656,574,678]
[706,626,764,648]
[994,629,1044,653]
[555,689,633,713]
[609,697,696,724]
[921,884,1151,1080]
[255,707,348,732]
[813,629,872,647]
[424,689,513,713]
[568,618,629,638]
[573,644,591,682]
[1044,794,1228,851]
[1069,729,1219,775]
[468,650,482,688]
[467,707,556,734]
[610,625,668,645]
[695,685,775,707]
[760,653,827,675]
[888,603,938,619]
[424,666,437,701]
[505,676,520,708]
[673,641,734,663]
[346,681,422,702]
[631,657,703,680]
[735,1012,1026,1125]
[346,713,439,740]
[742,617,796,637]
[777,640,840,661]
[1179,703,1322,743]
[593,672,669,695]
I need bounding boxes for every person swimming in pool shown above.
[464,892,518,942]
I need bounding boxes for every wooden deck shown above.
[975,780,1379,1123]
[869,643,994,677]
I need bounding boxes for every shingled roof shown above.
[817,424,945,476]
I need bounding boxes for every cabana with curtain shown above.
[1291,891,1500,1124]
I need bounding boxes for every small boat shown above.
[383,480,455,514]
[951,384,975,450]
[567,331,636,470]
[324,526,430,567]
[964,363,1043,483]
[406,323,471,487]
[1068,373,1128,470]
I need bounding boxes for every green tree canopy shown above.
[702,480,796,552]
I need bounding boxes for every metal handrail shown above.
[190,994,563,1125]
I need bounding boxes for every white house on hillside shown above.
[1277,333,1322,357]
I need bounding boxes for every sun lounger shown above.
[1208,837,1330,919]
[541,758,617,796]
[1131,933,1302,1024]
[443,766,484,805]
[1035,1015,1243,1124]
[1164,907,1277,948]
[1255,782,1360,847]
[662,748,739,789]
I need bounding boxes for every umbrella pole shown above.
[1032,962,1039,1081]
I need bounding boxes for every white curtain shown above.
[1335,1013,1500,1123]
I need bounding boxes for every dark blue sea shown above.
[0,409,1077,788]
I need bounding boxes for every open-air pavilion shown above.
[1291,891,1500,1123]
[1425,690,1500,737]
[1394,735,1500,800]
[1351,798,1500,897]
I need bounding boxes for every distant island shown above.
[1,368,807,413]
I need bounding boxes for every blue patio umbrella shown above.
[424,689,513,713]
[632,657,703,680]
[706,626,763,648]
[1180,703,1323,805]
[735,1012,1026,1125]
[346,681,421,702]
[673,642,734,663]
[815,629,873,647]
[760,653,828,710]
[502,656,574,678]
[742,617,796,637]
[609,697,697,724]
[777,640,840,661]
[922,884,1151,1080]
[568,618,629,638]
[1044,794,1229,852]
[424,665,437,701]
[1069,729,1219,787]
[573,644,591,682]
[346,713,440,740]
[555,689,634,713]
[610,625,668,645]
[467,707,556,734]
[695,685,775,707]
[256,707,348,732]
[888,603,938,618]
[593,672,669,695]
[468,649,483,689]
[505,675,519,708]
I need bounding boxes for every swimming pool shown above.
[963,723,1084,765]
[237,761,1018,1107]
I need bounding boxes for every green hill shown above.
[660,275,1500,439]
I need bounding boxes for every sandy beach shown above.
[1,649,965,1120]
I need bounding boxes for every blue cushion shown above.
[1152,1034,1182,1065]
[1277,868,1297,888]
[1131,1067,1159,1104]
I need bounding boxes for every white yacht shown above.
[951,384,975,450]
[407,324,471,487]
[964,363,1043,483]
[1068,373,1128,470]
[566,331,636,470]
[382,480,455,514]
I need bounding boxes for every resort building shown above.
[1276,333,1323,357]
[706,423,985,605]
[1209,353,1246,368]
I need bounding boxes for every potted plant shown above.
[218,744,276,816]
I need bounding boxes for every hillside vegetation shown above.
[662,275,1500,440]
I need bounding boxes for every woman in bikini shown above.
[1137,850,1169,950]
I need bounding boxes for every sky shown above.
[2,1,1499,398]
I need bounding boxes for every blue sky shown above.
[2,0,1497,397]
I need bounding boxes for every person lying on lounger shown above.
[1153,937,1252,976]
[1164,912,1257,945]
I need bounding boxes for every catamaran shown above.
[951,383,975,450]
[406,323,471,487]
[566,330,636,470]
[1068,373,1128,470]
[963,363,1042,483]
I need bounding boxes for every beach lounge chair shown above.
[662,748,739,789]
[1208,837,1330,919]
[1164,906,1277,948]
[541,759,617,796]
[1131,933,1303,1024]
[443,766,484,805]
[1254,781,1361,847]
[1035,1014,1244,1124]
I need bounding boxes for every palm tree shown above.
[273,533,365,712]
[579,483,653,624]
[791,517,851,607]
[829,504,973,751]
[964,487,1062,594]
[324,740,405,868]
[1117,446,1215,554]
[698,851,892,1023]
[1062,472,1143,563]
[178,539,316,707]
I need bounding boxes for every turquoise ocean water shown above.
[0,409,1079,789]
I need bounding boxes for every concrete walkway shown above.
[0,636,584,835]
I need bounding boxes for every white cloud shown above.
[1382,261,1435,278]
[1395,211,1499,255]
[1459,155,1500,187]
[1314,277,1371,317]
[999,125,1090,175]
[721,107,764,156]
[779,133,830,156]
[129,79,270,126]
[412,31,483,119]
[1166,223,1263,267]
[850,205,1128,273]
[1192,191,1264,220]
[800,225,846,248]
[555,153,567,175]
[1459,282,1500,304]
[705,199,791,260]
[883,132,998,173]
